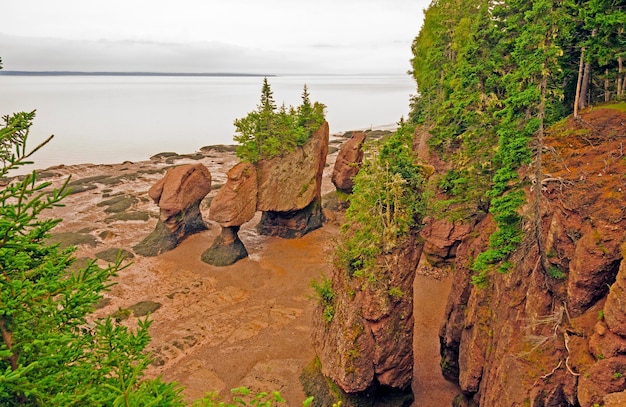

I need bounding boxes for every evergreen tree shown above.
[0,111,185,406]
[234,79,325,163]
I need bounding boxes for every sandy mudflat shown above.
[32,136,458,405]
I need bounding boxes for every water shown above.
[0,74,415,172]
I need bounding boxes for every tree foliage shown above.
[233,79,325,163]
[0,112,186,405]
[410,0,624,284]
[336,124,426,280]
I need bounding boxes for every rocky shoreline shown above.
[31,129,457,406]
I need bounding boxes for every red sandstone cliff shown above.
[434,107,626,406]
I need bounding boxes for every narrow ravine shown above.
[412,273,460,406]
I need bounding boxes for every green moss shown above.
[48,231,98,248]
[97,195,138,213]
[110,307,131,322]
[95,248,135,263]
[105,211,151,223]
[128,301,161,317]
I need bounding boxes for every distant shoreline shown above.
[0,71,275,77]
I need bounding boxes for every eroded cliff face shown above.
[435,108,626,406]
[311,234,422,406]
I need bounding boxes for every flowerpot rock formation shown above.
[255,121,329,238]
[134,164,211,256]
[202,162,257,266]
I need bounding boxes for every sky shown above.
[0,0,431,75]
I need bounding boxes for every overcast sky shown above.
[0,0,430,74]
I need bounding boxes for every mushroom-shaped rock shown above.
[255,121,329,238]
[203,162,257,266]
[331,131,366,193]
[134,164,211,256]
[208,162,257,227]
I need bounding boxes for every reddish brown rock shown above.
[134,164,211,256]
[208,162,257,227]
[436,109,626,406]
[603,260,626,337]
[148,164,212,228]
[312,234,421,403]
[331,131,366,193]
[578,356,626,407]
[604,390,626,406]
[420,218,473,267]
[566,229,622,316]
[256,122,329,238]
[256,122,328,213]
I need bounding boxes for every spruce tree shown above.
[0,111,185,406]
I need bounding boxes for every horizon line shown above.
[0,70,275,77]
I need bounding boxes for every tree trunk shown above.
[536,75,551,273]
[574,48,585,119]
[605,68,610,102]
[579,29,597,110]
[619,56,624,97]
[580,59,592,110]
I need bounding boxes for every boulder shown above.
[201,226,248,267]
[602,260,626,337]
[577,356,626,407]
[256,122,329,237]
[331,131,366,193]
[208,162,257,227]
[134,164,211,256]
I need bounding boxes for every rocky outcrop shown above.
[256,121,329,238]
[331,131,366,193]
[134,164,211,256]
[436,108,626,406]
[310,234,421,405]
[202,162,257,266]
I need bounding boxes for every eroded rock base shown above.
[300,358,414,407]
[257,199,324,239]
[201,226,248,266]
[133,213,208,257]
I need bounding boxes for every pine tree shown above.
[0,111,185,406]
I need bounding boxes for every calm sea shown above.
[0,74,415,172]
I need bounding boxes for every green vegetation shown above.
[234,78,325,163]
[410,0,625,285]
[336,123,426,280]
[311,277,335,324]
[0,111,186,405]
